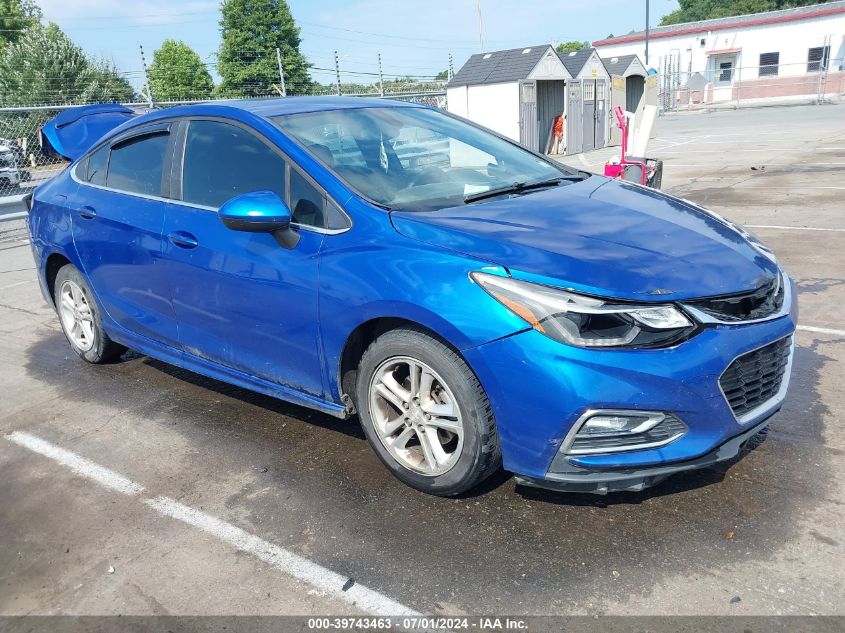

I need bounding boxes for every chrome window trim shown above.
[71,156,349,236]
[719,333,795,426]
[558,408,687,456]
[681,271,791,325]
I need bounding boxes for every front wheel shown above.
[356,328,501,496]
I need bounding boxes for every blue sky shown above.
[34,0,680,89]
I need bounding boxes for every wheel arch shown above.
[337,315,469,411]
[44,252,73,305]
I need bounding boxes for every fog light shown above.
[580,413,663,436]
[564,410,687,455]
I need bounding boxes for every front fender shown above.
[317,203,528,400]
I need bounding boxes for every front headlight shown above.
[471,272,695,348]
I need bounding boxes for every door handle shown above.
[167,231,199,249]
[78,206,97,219]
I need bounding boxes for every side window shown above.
[86,145,109,186]
[289,167,325,228]
[325,198,350,231]
[105,132,169,196]
[182,120,286,208]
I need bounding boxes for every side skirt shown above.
[105,324,349,420]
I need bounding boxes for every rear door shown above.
[160,118,334,396]
[69,123,179,347]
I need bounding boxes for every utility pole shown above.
[275,48,287,97]
[645,0,650,65]
[476,0,484,53]
[448,53,454,81]
[139,44,153,107]
[377,52,385,97]
[334,50,341,96]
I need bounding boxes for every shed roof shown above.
[593,0,845,47]
[558,48,594,76]
[447,45,553,87]
[602,54,640,76]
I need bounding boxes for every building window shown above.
[717,60,733,84]
[596,82,606,101]
[521,82,535,103]
[759,52,779,77]
[807,46,830,72]
[583,82,595,101]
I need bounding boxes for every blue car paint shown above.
[28,97,796,488]
[391,176,778,301]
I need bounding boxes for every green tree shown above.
[217,0,310,97]
[0,0,40,48]
[435,69,448,80]
[148,39,213,101]
[0,23,134,106]
[660,0,838,25]
[555,40,590,53]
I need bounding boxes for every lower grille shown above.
[720,336,791,419]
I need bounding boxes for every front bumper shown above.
[461,277,797,488]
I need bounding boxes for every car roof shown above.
[172,96,423,119]
[70,96,427,158]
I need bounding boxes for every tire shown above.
[356,327,501,496]
[53,264,126,364]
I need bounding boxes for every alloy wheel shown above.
[368,356,464,476]
[58,280,96,352]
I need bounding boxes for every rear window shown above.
[105,132,169,196]
[86,146,109,186]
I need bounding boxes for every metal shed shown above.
[446,45,571,153]
[559,48,611,153]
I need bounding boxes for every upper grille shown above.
[720,336,791,419]
[686,275,784,322]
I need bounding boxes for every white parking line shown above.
[745,224,845,233]
[4,431,419,616]
[6,431,144,496]
[797,325,845,337]
[147,496,419,616]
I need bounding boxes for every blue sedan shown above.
[28,97,796,496]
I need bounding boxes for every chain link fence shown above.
[657,56,845,113]
[0,46,449,205]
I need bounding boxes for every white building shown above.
[592,1,845,107]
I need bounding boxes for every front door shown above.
[160,118,326,397]
[712,54,737,102]
[69,125,179,347]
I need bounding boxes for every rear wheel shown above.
[54,264,126,364]
[356,327,501,496]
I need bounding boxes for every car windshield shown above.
[273,106,581,211]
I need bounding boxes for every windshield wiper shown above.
[463,176,579,204]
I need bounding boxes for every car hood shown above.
[390,176,778,301]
